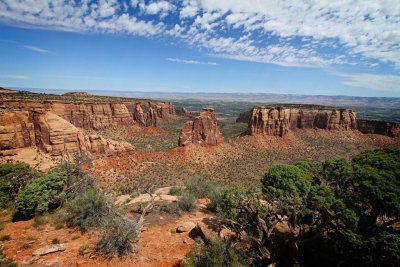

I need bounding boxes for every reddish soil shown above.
[0,203,214,267]
[87,129,400,188]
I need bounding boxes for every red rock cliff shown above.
[178,108,224,146]
[247,106,357,136]
[0,100,177,130]
[0,109,134,156]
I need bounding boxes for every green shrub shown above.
[184,238,249,267]
[78,243,89,255]
[51,238,60,244]
[0,246,17,267]
[21,243,31,249]
[96,216,139,256]
[169,186,183,196]
[0,235,10,241]
[52,208,67,230]
[33,213,48,227]
[65,187,110,231]
[178,192,196,212]
[186,173,218,199]
[0,162,36,208]
[161,202,182,216]
[13,171,66,221]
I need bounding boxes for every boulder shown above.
[191,221,218,242]
[176,221,196,233]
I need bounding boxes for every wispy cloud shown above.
[334,72,400,92]
[166,57,218,66]
[1,39,50,54]
[19,44,49,53]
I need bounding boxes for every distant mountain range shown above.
[7,87,400,109]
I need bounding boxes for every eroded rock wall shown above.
[0,100,177,130]
[247,106,357,136]
[0,109,134,156]
[178,108,224,146]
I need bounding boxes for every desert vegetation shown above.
[184,148,400,266]
[0,161,149,258]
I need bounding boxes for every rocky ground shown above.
[0,195,217,267]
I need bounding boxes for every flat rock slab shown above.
[176,221,196,233]
[32,244,66,256]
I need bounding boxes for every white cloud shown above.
[0,0,399,74]
[334,72,400,92]
[19,44,49,53]
[144,1,175,17]
[166,57,217,66]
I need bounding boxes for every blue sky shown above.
[0,0,399,97]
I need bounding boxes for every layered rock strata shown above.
[0,109,133,156]
[0,100,177,130]
[178,108,224,146]
[244,106,357,137]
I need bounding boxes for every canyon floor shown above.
[87,116,399,190]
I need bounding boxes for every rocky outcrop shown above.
[0,110,35,149]
[0,109,134,156]
[178,108,224,146]
[124,102,158,127]
[358,119,400,138]
[0,100,178,130]
[246,106,357,136]
[176,107,197,117]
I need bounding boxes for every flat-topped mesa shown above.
[247,105,357,136]
[0,109,134,156]
[358,119,400,138]
[178,108,224,146]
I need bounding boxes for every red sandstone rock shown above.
[178,108,224,146]
[0,100,178,130]
[247,106,357,136]
[0,109,134,156]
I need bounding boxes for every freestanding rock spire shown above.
[178,108,224,146]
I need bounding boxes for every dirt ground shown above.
[0,201,215,267]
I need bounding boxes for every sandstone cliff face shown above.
[247,106,357,136]
[0,110,35,149]
[124,102,158,127]
[358,119,400,138]
[178,108,224,146]
[0,109,134,156]
[0,100,177,130]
